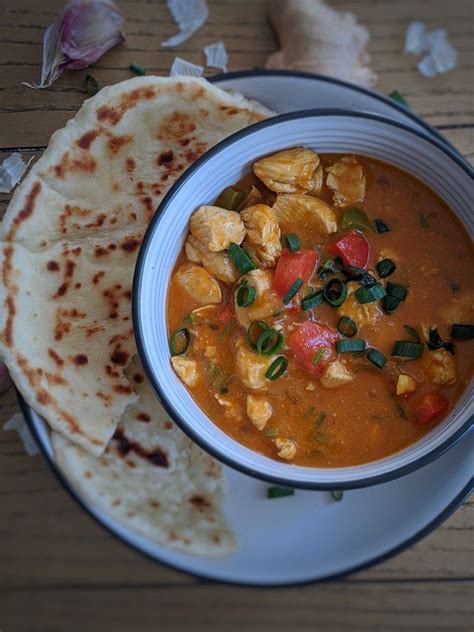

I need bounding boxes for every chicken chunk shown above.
[254,147,320,194]
[396,374,417,395]
[422,349,457,385]
[273,193,337,236]
[246,395,273,430]
[174,262,222,305]
[215,394,242,420]
[320,360,355,388]
[235,338,275,389]
[441,292,474,325]
[189,205,246,251]
[326,156,366,208]
[309,163,324,196]
[185,235,238,283]
[241,204,282,268]
[171,356,199,387]
[241,185,264,208]
[337,281,382,329]
[275,437,297,460]
[234,269,281,329]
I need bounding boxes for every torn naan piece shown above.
[0,76,271,455]
[52,356,236,555]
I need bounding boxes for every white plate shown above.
[22,71,473,585]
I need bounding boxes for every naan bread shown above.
[52,356,236,556]
[0,76,271,455]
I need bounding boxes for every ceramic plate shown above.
[21,71,473,585]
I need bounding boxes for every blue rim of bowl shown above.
[19,390,474,587]
[133,108,474,492]
[209,69,456,152]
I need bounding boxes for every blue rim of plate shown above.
[15,71,474,585]
[209,69,455,151]
[133,108,473,492]
[19,391,473,587]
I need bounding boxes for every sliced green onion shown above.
[337,316,358,337]
[301,289,324,311]
[170,328,190,356]
[330,490,344,501]
[129,63,146,76]
[375,218,390,233]
[367,348,386,368]
[427,327,444,350]
[283,278,303,303]
[386,282,408,301]
[376,258,396,278]
[284,233,300,252]
[236,283,256,307]
[247,320,270,349]
[342,266,377,287]
[256,329,284,355]
[318,257,342,279]
[336,339,366,353]
[383,295,401,313]
[228,242,255,274]
[450,324,474,340]
[83,74,99,97]
[354,283,386,304]
[340,207,374,233]
[265,356,288,381]
[392,340,424,359]
[324,278,348,306]
[388,90,410,109]
[268,486,294,499]
[312,348,327,366]
[215,187,246,211]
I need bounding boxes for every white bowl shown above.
[133,110,473,490]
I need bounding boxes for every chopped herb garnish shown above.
[183,312,197,324]
[283,277,304,303]
[367,348,386,369]
[265,428,278,438]
[312,347,327,365]
[376,258,396,278]
[336,338,366,353]
[265,356,288,381]
[354,282,386,304]
[170,327,190,356]
[220,386,229,395]
[129,63,146,76]
[388,90,410,109]
[304,405,316,417]
[284,233,301,252]
[323,278,348,306]
[267,486,294,499]
[318,257,342,279]
[403,325,420,342]
[83,74,99,97]
[395,402,408,420]
[315,412,327,427]
[375,218,390,233]
[451,324,474,340]
[330,490,344,502]
[215,187,246,211]
[392,340,424,359]
[228,242,256,274]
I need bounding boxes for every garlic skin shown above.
[24,0,125,89]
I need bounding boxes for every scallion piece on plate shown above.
[228,242,255,274]
[376,258,396,278]
[386,282,408,301]
[337,316,358,337]
[284,233,301,252]
[354,282,386,304]
[450,324,474,339]
[265,356,288,381]
[247,320,270,350]
[301,289,324,311]
[383,295,401,313]
[367,348,387,368]
[268,486,294,499]
[236,283,256,307]
[170,328,190,356]
[256,329,284,355]
[283,277,304,303]
[335,338,366,353]
[340,207,374,233]
[375,218,390,233]
[215,187,246,211]
[392,340,424,359]
[324,278,348,306]
[129,63,146,76]
[330,490,344,502]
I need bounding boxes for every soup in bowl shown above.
[134,111,473,488]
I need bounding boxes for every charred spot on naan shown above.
[96,86,157,126]
[53,152,97,179]
[112,428,169,468]
[6,181,42,241]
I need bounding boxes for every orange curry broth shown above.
[167,154,474,467]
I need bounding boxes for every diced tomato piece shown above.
[327,230,370,269]
[414,391,449,425]
[274,249,319,298]
[217,304,234,323]
[287,322,339,377]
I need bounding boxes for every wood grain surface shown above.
[0,0,473,630]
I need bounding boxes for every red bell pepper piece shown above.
[274,249,318,298]
[287,321,339,377]
[415,391,449,425]
[328,230,370,269]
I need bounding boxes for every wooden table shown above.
[0,1,473,629]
